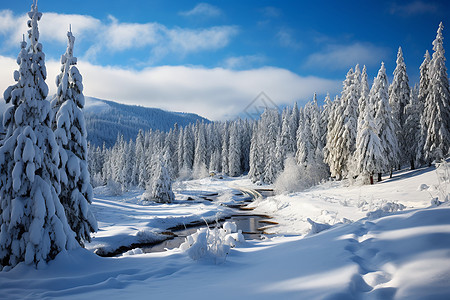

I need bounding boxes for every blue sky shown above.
[0,0,448,119]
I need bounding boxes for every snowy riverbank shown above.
[0,166,449,299]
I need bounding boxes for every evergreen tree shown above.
[228,122,242,177]
[0,4,77,269]
[52,28,97,246]
[145,155,174,203]
[422,22,450,162]
[358,66,370,131]
[389,47,410,168]
[182,125,194,171]
[404,85,421,169]
[371,62,399,180]
[417,51,431,163]
[354,96,384,184]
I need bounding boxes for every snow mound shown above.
[366,202,406,220]
[179,222,244,263]
[122,248,143,256]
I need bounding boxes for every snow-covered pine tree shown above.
[248,122,263,182]
[276,107,292,170]
[416,51,431,164]
[177,127,185,175]
[0,4,77,269]
[354,95,384,184]
[221,122,230,175]
[324,96,344,179]
[357,66,370,131]
[320,93,332,151]
[389,47,410,169]
[404,85,421,169]
[228,122,242,177]
[341,67,360,170]
[324,68,358,179]
[182,125,194,171]
[145,155,174,203]
[262,109,281,184]
[422,22,450,163]
[53,27,97,246]
[371,62,399,180]
[296,103,314,166]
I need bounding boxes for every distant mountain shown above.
[0,97,209,148]
[84,97,209,147]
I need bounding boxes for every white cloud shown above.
[164,26,238,54]
[0,55,341,120]
[222,54,266,69]
[304,43,389,70]
[390,1,438,16]
[277,28,301,49]
[104,16,160,51]
[179,3,222,18]
[0,10,237,63]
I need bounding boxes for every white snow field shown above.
[1,165,450,299]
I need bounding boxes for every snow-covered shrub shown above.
[179,221,244,263]
[435,160,449,202]
[366,202,406,220]
[274,156,328,194]
[106,179,125,196]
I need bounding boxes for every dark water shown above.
[142,214,270,254]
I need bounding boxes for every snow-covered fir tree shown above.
[0,4,77,269]
[221,122,230,175]
[357,66,370,130]
[228,122,242,177]
[371,62,399,180]
[52,28,97,246]
[144,155,174,203]
[389,47,410,168]
[404,85,421,169]
[182,125,194,172]
[417,50,432,164]
[354,96,384,184]
[421,22,450,163]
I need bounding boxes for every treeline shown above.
[89,22,450,191]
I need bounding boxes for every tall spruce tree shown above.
[404,85,421,169]
[0,4,77,269]
[422,22,450,163]
[52,28,97,247]
[371,62,399,180]
[389,47,410,168]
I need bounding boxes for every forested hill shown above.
[83,97,209,147]
[0,97,209,148]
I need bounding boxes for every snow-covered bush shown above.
[179,221,244,264]
[366,202,406,220]
[274,156,328,194]
[435,160,449,202]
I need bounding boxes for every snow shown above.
[0,165,449,299]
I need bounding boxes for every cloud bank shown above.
[0,55,341,120]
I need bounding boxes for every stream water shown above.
[142,214,272,253]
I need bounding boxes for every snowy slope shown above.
[0,166,449,299]
[84,97,210,147]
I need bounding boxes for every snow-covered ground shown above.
[1,166,449,299]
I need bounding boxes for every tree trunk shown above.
[370,175,374,185]
[410,159,415,170]
[378,173,382,182]
[389,169,393,179]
